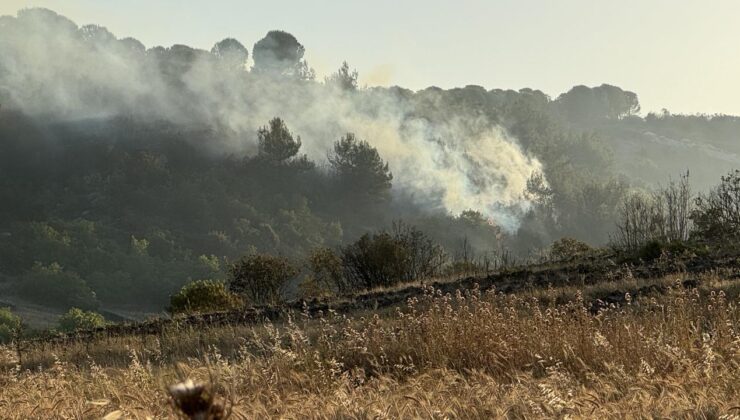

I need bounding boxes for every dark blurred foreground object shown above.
[167,379,226,420]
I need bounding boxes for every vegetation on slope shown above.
[2,8,739,318]
[0,275,737,418]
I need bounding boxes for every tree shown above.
[156,44,210,82]
[257,117,302,163]
[58,308,105,332]
[601,84,640,119]
[252,30,306,77]
[303,247,346,294]
[341,232,408,290]
[340,223,446,291]
[692,170,740,241]
[392,222,447,280]
[78,24,116,46]
[614,172,692,251]
[18,262,99,310]
[210,38,248,71]
[325,61,358,91]
[554,84,640,123]
[119,37,146,54]
[169,279,240,314]
[328,133,392,199]
[16,8,78,36]
[228,254,297,304]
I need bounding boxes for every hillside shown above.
[3,251,738,418]
[2,8,740,324]
[17,245,740,342]
[1,5,740,419]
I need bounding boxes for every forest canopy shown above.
[1,8,739,314]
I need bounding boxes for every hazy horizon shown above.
[2,0,738,116]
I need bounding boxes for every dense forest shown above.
[1,8,740,315]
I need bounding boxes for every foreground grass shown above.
[0,278,738,419]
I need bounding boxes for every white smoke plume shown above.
[0,8,544,231]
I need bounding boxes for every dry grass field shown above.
[0,274,738,419]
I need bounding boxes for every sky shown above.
[2,0,739,116]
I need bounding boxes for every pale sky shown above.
[2,0,739,115]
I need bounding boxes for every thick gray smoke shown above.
[0,8,544,231]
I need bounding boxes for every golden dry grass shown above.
[0,277,738,419]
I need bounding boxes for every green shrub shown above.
[58,308,106,332]
[228,254,297,304]
[169,280,240,314]
[0,307,21,343]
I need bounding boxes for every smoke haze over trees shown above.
[1,8,740,314]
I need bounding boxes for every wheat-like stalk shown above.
[0,275,737,418]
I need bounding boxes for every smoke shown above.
[0,8,544,231]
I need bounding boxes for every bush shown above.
[637,240,665,261]
[228,254,297,304]
[0,307,21,343]
[340,223,446,291]
[17,262,99,310]
[300,247,346,297]
[692,170,740,241]
[341,232,404,290]
[636,239,699,261]
[169,280,240,314]
[58,308,106,332]
[550,237,592,261]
